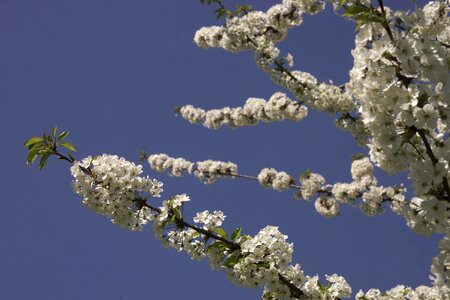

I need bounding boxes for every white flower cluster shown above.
[351,156,376,186]
[157,213,353,298]
[329,0,371,12]
[430,233,450,291]
[147,153,194,176]
[152,194,209,260]
[331,182,360,204]
[296,158,407,218]
[253,50,356,115]
[348,1,450,178]
[194,0,323,55]
[409,159,447,197]
[147,153,409,220]
[70,154,163,231]
[164,228,206,260]
[258,167,295,191]
[402,196,450,236]
[300,274,352,299]
[194,160,238,184]
[262,264,305,299]
[229,226,294,287]
[228,226,352,299]
[193,210,225,231]
[299,172,325,200]
[180,92,307,129]
[147,153,237,184]
[356,284,450,300]
[330,158,407,217]
[314,196,340,218]
[285,70,355,114]
[193,0,356,116]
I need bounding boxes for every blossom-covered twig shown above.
[146,153,411,218]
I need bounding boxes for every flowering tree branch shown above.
[25,137,355,299]
[146,152,409,218]
[416,128,450,202]
[24,0,450,298]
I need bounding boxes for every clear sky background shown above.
[1,0,440,299]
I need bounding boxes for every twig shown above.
[416,128,450,201]
[377,0,395,43]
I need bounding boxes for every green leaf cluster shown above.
[299,168,311,182]
[24,126,76,170]
[262,291,277,299]
[233,5,253,17]
[199,0,253,20]
[318,281,332,294]
[343,3,386,29]
[206,226,245,268]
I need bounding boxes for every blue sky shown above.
[1,0,439,299]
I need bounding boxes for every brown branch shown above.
[244,34,306,91]
[52,147,75,163]
[278,274,305,299]
[416,128,450,201]
[377,0,395,43]
[142,199,310,298]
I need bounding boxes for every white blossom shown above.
[71,154,162,231]
[314,196,340,217]
[258,168,295,191]
[179,92,307,129]
[147,153,237,184]
[299,172,325,200]
[193,210,225,231]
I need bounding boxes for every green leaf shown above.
[39,154,50,170]
[355,19,364,30]
[68,152,75,162]
[52,126,57,139]
[357,11,385,24]
[340,0,347,7]
[234,4,252,16]
[172,207,180,219]
[58,131,69,141]
[256,261,270,268]
[60,142,76,152]
[24,137,43,147]
[207,241,226,252]
[299,168,311,182]
[26,148,41,165]
[224,255,238,268]
[231,227,242,240]
[418,92,429,108]
[317,281,331,293]
[343,4,369,17]
[27,141,43,150]
[215,227,227,239]
[161,219,171,229]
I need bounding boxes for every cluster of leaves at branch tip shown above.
[24,126,76,170]
[199,0,252,20]
[207,226,244,268]
[299,168,312,182]
[340,0,387,29]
